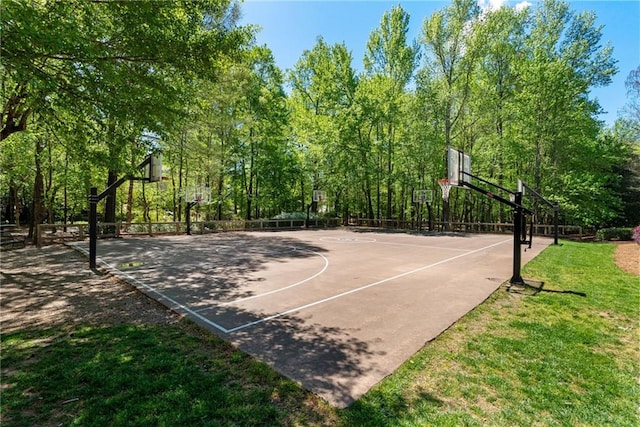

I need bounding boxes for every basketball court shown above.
[70,229,552,407]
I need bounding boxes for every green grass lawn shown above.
[2,241,638,426]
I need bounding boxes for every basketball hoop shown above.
[185,185,211,206]
[438,178,452,202]
[412,189,432,204]
[313,190,326,203]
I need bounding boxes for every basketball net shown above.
[438,178,452,202]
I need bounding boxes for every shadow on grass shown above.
[1,241,381,421]
[508,280,587,297]
[341,388,446,426]
[0,323,333,427]
[0,245,178,332]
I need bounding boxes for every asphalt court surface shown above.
[71,228,552,407]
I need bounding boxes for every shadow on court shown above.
[230,314,383,407]
[99,234,384,405]
[63,229,552,408]
[89,234,328,304]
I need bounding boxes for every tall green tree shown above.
[611,67,640,226]
[471,5,528,222]
[289,38,359,216]
[511,0,616,225]
[1,0,249,142]
[1,0,250,236]
[234,46,291,219]
[363,5,419,219]
[418,0,482,225]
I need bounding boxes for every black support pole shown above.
[553,203,559,245]
[86,155,155,271]
[510,191,525,285]
[89,187,97,270]
[186,202,195,235]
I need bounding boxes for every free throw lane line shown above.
[372,241,470,252]
[224,238,511,333]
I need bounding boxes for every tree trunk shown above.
[142,182,151,223]
[63,154,69,229]
[177,130,186,222]
[245,128,256,221]
[104,169,118,227]
[45,141,56,231]
[126,179,134,224]
[29,137,45,242]
[215,131,225,220]
[386,123,393,219]
[8,185,17,224]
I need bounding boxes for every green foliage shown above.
[595,227,634,241]
[0,0,636,228]
[1,0,250,141]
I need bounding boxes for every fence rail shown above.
[36,218,342,247]
[35,218,579,247]
[1,224,27,250]
[346,218,581,238]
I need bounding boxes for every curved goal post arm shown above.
[88,152,161,269]
[461,181,533,215]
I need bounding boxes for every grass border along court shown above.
[1,236,638,425]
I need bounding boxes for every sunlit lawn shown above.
[343,241,639,426]
[2,241,638,426]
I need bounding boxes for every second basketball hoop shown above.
[412,189,432,204]
[185,185,211,206]
[313,190,326,203]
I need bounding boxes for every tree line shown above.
[1,0,639,243]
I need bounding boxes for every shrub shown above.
[633,225,640,244]
[272,212,317,220]
[595,227,634,241]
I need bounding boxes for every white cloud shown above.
[478,0,507,12]
[478,0,532,14]
[514,1,532,12]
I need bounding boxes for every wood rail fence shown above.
[35,218,341,247]
[347,218,582,238]
[33,218,580,247]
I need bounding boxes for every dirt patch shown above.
[614,242,639,276]
[0,245,179,334]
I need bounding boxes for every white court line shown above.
[207,250,329,309]
[319,237,377,243]
[68,243,232,334]
[224,238,511,333]
[372,241,470,252]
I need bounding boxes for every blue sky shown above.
[240,0,640,126]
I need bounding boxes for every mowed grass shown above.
[2,241,638,426]
[343,241,640,426]
[0,322,337,426]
